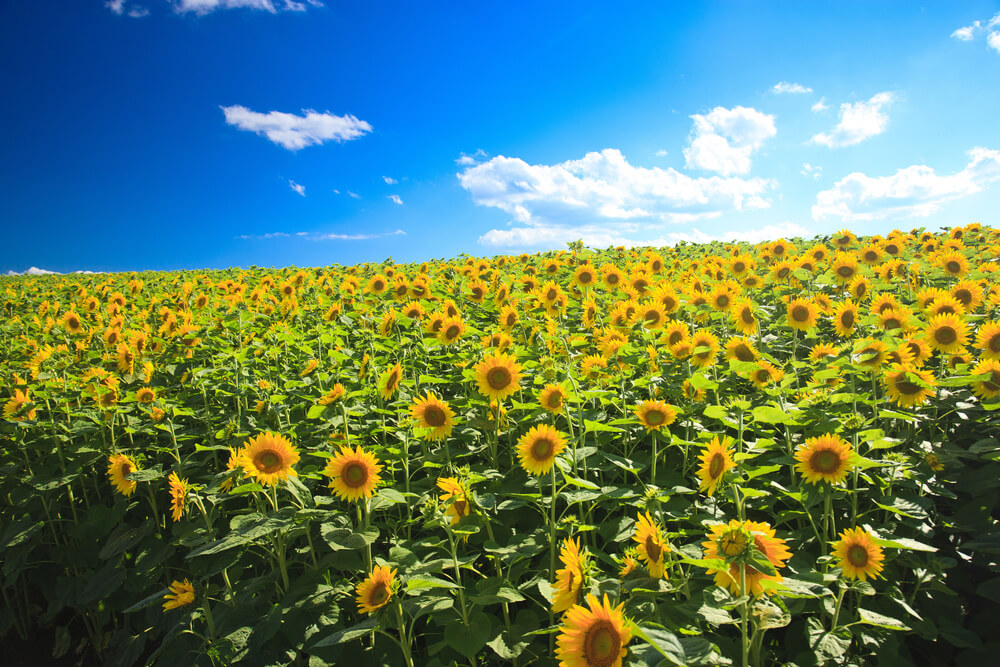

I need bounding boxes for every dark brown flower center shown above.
[895,378,921,395]
[369,582,390,606]
[708,453,725,479]
[946,261,962,274]
[953,289,972,306]
[423,405,446,427]
[444,325,460,340]
[840,311,855,328]
[547,392,562,409]
[810,449,841,474]
[487,367,512,390]
[934,327,957,345]
[121,463,132,476]
[645,310,661,326]
[645,409,665,426]
[256,450,283,473]
[530,438,554,461]
[734,344,754,362]
[733,261,746,273]
[741,308,755,324]
[847,544,869,568]
[644,535,662,562]
[837,266,855,278]
[792,305,810,322]
[343,462,368,488]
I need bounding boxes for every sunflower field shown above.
[3,224,1000,667]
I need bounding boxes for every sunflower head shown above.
[436,477,471,525]
[634,400,678,432]
[107,453,139,497]
[697,436,735,497]
[702,520,791,597]
[794,434,855,485]
[516,424,567,475]
[832,527,885,581]
[324,445,383,502]
[539,383,567,414]
[163,579,195,611]
[555,594,632,667]
[239,432,300,486]
[378,362,404,401]
[356,565,397,614]
[410,392,455,441]
[632,511,670,578]
[552,537,588,613]
[473,352,523,402]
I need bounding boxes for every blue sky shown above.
[2,1,999,273]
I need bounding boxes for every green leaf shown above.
[405,576,460,592]
[857,607,910,630]
[125,468,164,482]
[563,475,600,490]
[99,523,153,560]
[312,617,377,647]
[807,616,851,662]
[585,420,623,433]
[445,611,492,659]
[630,625,687,666]
[752,405,792,424]
[306,404,327,419]
[874,536,937,552]
[320,525,379,551]
[122,587,169,613]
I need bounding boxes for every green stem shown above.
[394,602,415,667]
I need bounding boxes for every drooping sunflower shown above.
[552,537,587,614]
[3,388,36,421]
[632,511,669,578]
[702,520,791,597]
[970,358,1000,399]
[697,436,735,496]
[555,593,632,667]
[436,477,471,525]
[925,313,969,354]
[356,565,397,614]
[517,424,567,475]
[473,352,523,402]
[883,365,936,407]
[378,362,403,401]
[318,383,346,406]
[730,299,758,335]
[410,392,455,440]
[162,579,195,611]
[832,527,885,581]
[239,432,300,486]
[539,383,567,414]
[689,330,720,368]
[168,472,188,522]
[107,453,139,497]
[325,445,383,502]
[794,434,855,485]
[633,400,678,432]
[975,320,1000,360]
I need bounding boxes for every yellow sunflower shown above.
[702,520,791,597]
[552,537,587,614]
[136,387,155,404]
[975,321,1000,360]
[107,453,139,497]
[689,330,720,368]
[832,301,859,338]
[697,436,735,497]
[555,593,632,667]
[162,579,195,611]
[925,314,969,354]
[324,445,383,502]
[168,472,188,522]
[438,316,466,345]
[883,365,936,408]
[830,253,860,283]
[832,527,885,581]
[378,362,403,401]
[633,400,678,432]
[794,434,855,485]
[750,361,783,388]
[473,352,523,402]
[785,298,818,331]
[971,358,1000,399]
[61,310,84,334]
[516,424,567,475]
[3,388,36,421]
[724,336,758,363]
[318,383,347,406]
[356,565,397,614]
[853,338,887,371]
[632,511,669,578]
[580,354,607,381]
[239,432,300,486]
[730,299,758,335]
[539,383,567,414]
[437,477,471,525]
[410,392,455,440]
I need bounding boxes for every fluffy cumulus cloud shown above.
[221,106,371,151]
[683,106,777,175]
[811,92,894,148]
[951,12,1000,51]
[173,0,322,15]
[771,82,812,94]
[458,148,775,249]
[812,147,1000,221]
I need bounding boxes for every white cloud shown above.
[811,97,829,113]
[5,267,62,276]
[238,229,405,241]
[950,13,1000,51]
[456,149,488,166]
[655,149,668,157]
[221,105,371,151]
[238,232,291,240]
[106,0,149,16]
[801,163,822,180]
[951,22,980,41]
[989,31,1000,53]
[683,106,777,175]
[289,180,305,196]
[382,176,397,185]
[772,82,812,94]
[812,146,1000,221]
[387,194,403,205]
[174,0,322,15]
[347,191,360,199]
[460,148,775,249]
[810,92,894,148]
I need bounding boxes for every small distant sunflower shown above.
[970,358,1000,399]
[697,436,735,497]
[136,387,156,404]
[379,362,404,401]
[786,298,818,331]
[702,520,791,597]
[438,316,466,345]
[638,302,667,329]
[539,383,567,414]
[3,388,36,421]
[317,383,346,406]
[883,365,936,407]
[938,250,969,278]
[168,472,188,522]
[632,511,669,578]
[809,343,840,361]
[730,299,758,335]
[107,453,139,497]
[832,528,885,581]
[162,579,195,611]
[901,336,933,367]
[975,321,1000,360]
[517,424,567,475]
[437,477,471,525]
[662,320,690,347]
[410,392,455,440]
[552,537,587,614]
[555,594,632,667]
[794,434,855,485]
[832,301,859,338]
[633,400,677,432]
[325,445,383,502]
[724,336,758,363]
[750,361,783,388]
[580,354,607,381]
[689,330,720,368]
[356,565,397,614]
[925,314,969,354]
[499,304,520,331]
[239,432,300,486]
[474,352,523,402]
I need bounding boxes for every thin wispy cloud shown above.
[382,176,397,185]
[386,194,403,205]
[812,146,1000,221]
[811,92,894,148]
[771,81,812,94]
[289,180,305,196]
[221,105,372,151]
[173,0,323,16]
[801,163,822,180]
[655,149,668,157]
[105,0,149,17]
[951,12,1000,51]
[456,149,488,166]
[237,229,405,241]
[811,97,829,113]
[683,106,777,175]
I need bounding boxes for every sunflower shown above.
[939,250,969,278]
[136,387,155,404]
[539,383,567,414]
[925,295,965,318]
[107,453,139,497]
[378,362,403,401]
[410,392,455,440]
[168,472,188,522]
[555,593,632,667]
[853,338,887,370]
[436,477,471,525]
[883,365,936,407]
[633,400,677,432]
[632,511,669,578]
[951,280,984,310]
[356,565,397,614]
[794,434,855,485]
[580,354,607,381]
[467,279,488,303]
[652,285,680,313]
[378,311,396,337]
[877,307,913,334]
[239,432,300,486]
[833,229,856,248]
[848,276,870,301]
[3,388,36,421]
[473,352,523,402]
[637,302,667,329]
[498,304,520,331]
[601,265,626,290]
[318,383,346,406]
[750,360,784,388]
[975,321,1000,360]
[552,537,587,614]
[830,253,860,283]
[437,315,466,345]
[901,336,933,367]
[724,336,758,362]
[325,445,383,502]
[971,358,1000,399]
[689,330,720,368]
[162,579,195,611]
[832,527,885,581]
[517,424,567,475]
[702,520,791,597]
[809,343,840,362]
[573,264,598,289]
[831,301,858,338]
[730,299,758,335]
[925,313,969,354]
[697,436,735,497]
[61,310,84,334]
